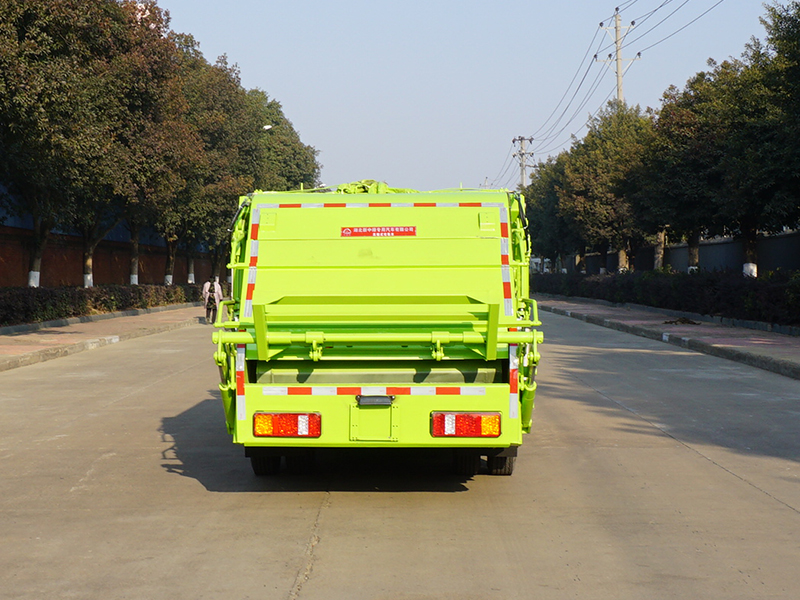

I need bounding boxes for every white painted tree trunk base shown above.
[743,263,757,278]
[28,271,40,288]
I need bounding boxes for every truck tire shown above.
[251,455,281,476]
[453,450,480,477]
[487,455,516,476]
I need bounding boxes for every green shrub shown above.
[531,270,800,326]
[0,284,203,327]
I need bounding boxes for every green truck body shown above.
[212,182,542,476]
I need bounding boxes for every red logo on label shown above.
[341,226,416,237]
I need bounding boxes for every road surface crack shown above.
[287,491,331,599]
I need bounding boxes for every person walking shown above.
[202,276,223,325]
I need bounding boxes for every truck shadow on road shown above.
[540,327,800,464]
[160,395,474,493]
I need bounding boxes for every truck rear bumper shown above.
[227,382,523,449]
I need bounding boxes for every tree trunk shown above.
[129,221,140,285]
[687,230,701,272]
[617,247,629,272]
[222,249,232,284]
[654,230,666,270]
[742,225,758,278]
[164,239,177,285]
[82,218,121,288]
[210,247,224,281]
[28,216,52,287]
[576,247,586,274]
[83,249,94,288]
[626,240,636,273]
[187,256,195,284]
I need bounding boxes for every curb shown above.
[539,304,800,381]
[0,316,203,373]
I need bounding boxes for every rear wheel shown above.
[250,455,281,476]
[453,450,480,477]
[487,455,516,476]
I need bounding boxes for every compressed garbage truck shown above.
[212,180,543,476]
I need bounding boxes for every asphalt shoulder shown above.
[535,294,800,381]
[0,303,205,373]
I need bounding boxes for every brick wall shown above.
[0,226,216,287]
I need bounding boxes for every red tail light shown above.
[431,412,501,437]
[253,413,321,437]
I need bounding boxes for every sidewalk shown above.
[0,303,205,373]
[536,294,800,381]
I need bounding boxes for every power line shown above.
[620,0,692,49]
[533,82,619,156]
[637,0,727,54]
[488,146,514,187]
[532,31,609,147]
[489,147,518,189]
[533,43,617,151]
[532,62,609,152]
[530,0,725,162]
[594,0,674,58]
[532,27,602,139]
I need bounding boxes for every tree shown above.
[117,8,203,285]
[626,3,800,276]
[0,0,117,286]
[247,89,321,192]
[524,153,584,271]
[760,1,800,236]
[1,2,323,288]
[703,51,797,276]
[166,44,323,284]
[157,41,257,284]
[627,83,724,271]
[557,101,654,271]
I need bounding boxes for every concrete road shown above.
[1,316,799,599]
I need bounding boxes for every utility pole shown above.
[512,136,534,189]
[596,9,640,103]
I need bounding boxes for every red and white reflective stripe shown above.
[258,202,507,210]
[243,208,260,318]
[498,205,514,317]
[236,344,247,420]
[508,344,519,419]
[261,385,487,396]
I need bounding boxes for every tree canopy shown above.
[524,1,800,276]
[0,0,321,286]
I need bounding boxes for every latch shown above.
[306,332,325,361]
[430,332,450,361]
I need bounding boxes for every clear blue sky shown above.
[157,0,770,191]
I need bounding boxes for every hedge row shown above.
[531,270,800,326]
[0,284,204,327]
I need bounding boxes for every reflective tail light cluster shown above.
[431,412,501,437]
[253,413,321,437]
